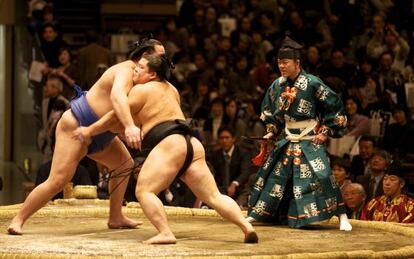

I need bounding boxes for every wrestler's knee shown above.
[44,177,68,193]
[135,180,152,201]
[57,110,77,131]
[200,189,221,205]
[135,188,144,201]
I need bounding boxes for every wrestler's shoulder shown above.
[110,60,135,71]
[129,82,156,94]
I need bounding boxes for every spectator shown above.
[186,52,215,93]
[321,49,356,91]
[258,11,280,44]
[324,0,354,48]
[77,30,112,90]
[356,149,391,201]
[382,105,414,158]
[351,135,376,180]
[358,74,382,112]
[203,97,225,150]
[40,5,61,37]
[39,23,66,69]
[37,75,69,162]
[377,51,406,108]
[344,96,371,137]
[383,24,410,71]
[240,98,265,157]
[284,10,314,48]
[366,14,387,59]
[230,16,252,46]
[302,45,323,76]
[204,6,220,36]
[186,8,206,44]
[342,183,366,220]
[170,51,196,88]
[250,31,274,66]
[213,53,234,96]
[331,157,352,190]
[362,164,414,223]
[228,55,255,101]
[184,79,212,120]
[48,46,80,99]
[208,126,251,205]
[223,97,247,139]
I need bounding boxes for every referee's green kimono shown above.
[248,70,348,228]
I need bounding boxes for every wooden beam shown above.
[101,3,176,15]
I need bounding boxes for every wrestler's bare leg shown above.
[8,111,87,235]
[181,138,258,243]
[89,138,141,229]
[135,135,187,244]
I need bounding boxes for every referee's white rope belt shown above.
[284,119,318,142]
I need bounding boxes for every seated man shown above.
[350,135,376,180]
[77,53,258,244]
[342,183,366,220]
[208,126,251,204]
[7,39,165,235]
[361,164,414,223]
[356,149,390,201]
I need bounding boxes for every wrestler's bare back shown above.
[85,60,136,117]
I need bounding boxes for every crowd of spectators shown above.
[26,0,414,223]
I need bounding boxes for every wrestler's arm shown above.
[72,111,121,144]
[84,86,144,137]
[110,65,141,148]
[88,111,120,136]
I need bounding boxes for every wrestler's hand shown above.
[312,133,328,145]
[72,126,92,146]
[125,125,142,150]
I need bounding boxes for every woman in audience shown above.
[331,157,352,191]
[50,46,80,99]
[223,97,246,139]
[345,96,371,137]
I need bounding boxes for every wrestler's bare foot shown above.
[7,218,23,235]
[244,231,259,243]
[107,216,143,229]
[142,233,177,245]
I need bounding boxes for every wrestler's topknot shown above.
[129,37,162,61]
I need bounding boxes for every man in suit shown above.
[351,135,376,180]
[209,126,251,203]
[356,149,390,201]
